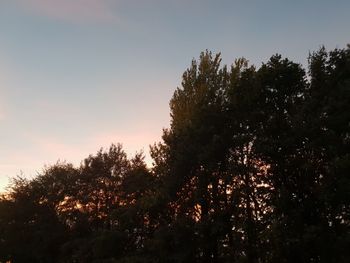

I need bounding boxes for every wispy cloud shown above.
[17,0,119,24]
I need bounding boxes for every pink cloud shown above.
[17,0,119,24]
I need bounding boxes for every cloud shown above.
[17,0,119,24]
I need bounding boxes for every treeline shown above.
[0,46,349,263]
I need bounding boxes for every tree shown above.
[0,175,69,263]
[0,46,349,263]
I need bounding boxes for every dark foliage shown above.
[0,46,349,262]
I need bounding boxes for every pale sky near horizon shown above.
[0,0,349,191]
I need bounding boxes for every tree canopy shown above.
[0,45,349,263]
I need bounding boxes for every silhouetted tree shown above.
[0,45,349,263]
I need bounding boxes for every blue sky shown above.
[0,0,349,190]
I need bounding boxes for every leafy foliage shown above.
[0,46,349,262]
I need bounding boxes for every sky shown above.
[0,0,349,191]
